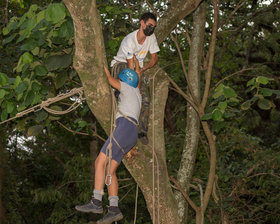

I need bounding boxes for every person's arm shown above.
[104,65,121,90]
[133,56,142,88]
[140,52,158,73]
[127,58,134,69]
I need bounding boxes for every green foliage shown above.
[0,2,76,132]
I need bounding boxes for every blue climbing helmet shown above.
[118,68,139,88]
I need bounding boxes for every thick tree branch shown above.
[155,0,204,44]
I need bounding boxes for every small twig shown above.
[166,73,200,115]
[125,0,133,24]
[183,19,192,46]
[220,1,245,27]
[201,0,219,110]
[133,184,139,224]
[5,0,9,25]
[170,176,199,212]
[119,182,135,190]
[119,185,134,202]
[145,0,160,17]
[198,184,204,207]
[170,32,199,106]
[56,121,106,142]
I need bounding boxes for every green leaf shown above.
[31,46,40,55]
[17,14,27,28]
[271,89,280,96]
[256,76,269,85]
[48,115,61,121]
[31,81,41,91]
[7,102,15,114]
[34,65,48,76]
[260,88,273,97]
[2,27,10,35]
[213,90,223,99]
[16,118,28,131]
[24,91,35,107]
[3,33,17,45]
[26,17,37,33]
[21,52,34,64]
[55,72,68,89]
[58,20,73,39]
[224,87,237,98]
[0,73,9,86]
[212,109,223,121]
[45,3,66,24]
[13,76,21,89]
[215,84,225,92]
[218,102,227,113]
[1,109,8,122]
[257,98,272,110]
[35,110,48,123]
[36,10,45,24]
[0,89,6,99]
[78,120,87,128]
[32,94,41,106]
[45,54,72,71]
[27,125,43,137]
[241,100,252,110]
[15,81,28,94]
[270,108,280,122]
[201,113,212,120]
[20,39,37,51]
[247,78,256,87]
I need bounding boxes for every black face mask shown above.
[143,25,155,36]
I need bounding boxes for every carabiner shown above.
[105,174,112,186]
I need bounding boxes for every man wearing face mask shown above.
[111,12,160,145]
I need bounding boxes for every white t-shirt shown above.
[111,29,160,68]
[116,82,142,122]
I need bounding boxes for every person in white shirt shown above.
[111,12,160,145]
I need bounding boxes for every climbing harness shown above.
[104,88,139,186]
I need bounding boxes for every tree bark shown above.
[0,128,6,224]
[174,2,206,223]
[156,0,204,43]
[62,0,203,223]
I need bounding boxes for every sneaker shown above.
[75,198,103,214]
[96,206,123,224]
[138,132,149,145]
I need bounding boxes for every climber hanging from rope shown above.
[111,12,160,145]
[75,57,142,224]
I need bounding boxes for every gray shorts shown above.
[101,117,138,164]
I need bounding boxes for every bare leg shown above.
[107,160,119,196]
[94,152,107,191]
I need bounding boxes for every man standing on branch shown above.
[111,12,160,145]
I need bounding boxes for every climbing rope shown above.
[0,87,84,125]
[151,72,160,224]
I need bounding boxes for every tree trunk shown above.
[0,128,6,224]
[175,2,206,223]
[63,0,202,223]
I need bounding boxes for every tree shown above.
[1,0,280,223]
[62,0,205,223]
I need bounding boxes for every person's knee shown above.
[95,153,106,170]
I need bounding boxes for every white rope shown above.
[0,87,84,125]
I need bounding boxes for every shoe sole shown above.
[75,206,103,214]
[96,213,124,224]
